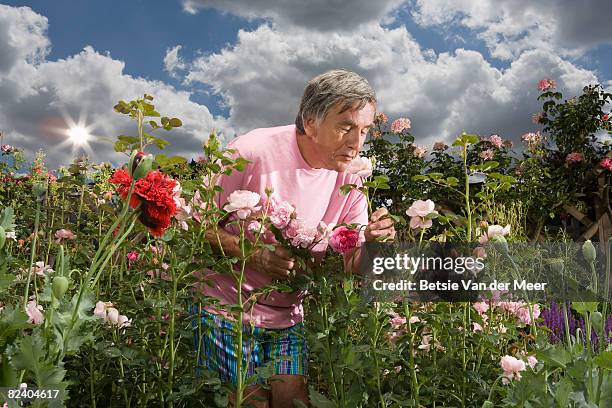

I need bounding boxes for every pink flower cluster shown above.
[521,131,542,146]
[473,297,541,326]
[391,117,411,133]
[599,157,612,171]
[55,228,76,244]
[538,78,556,91]
[481,135,504,149]
[565,152,584,164]
[0,144,14,153]
[413,145,427,158]
[479,149,494,160]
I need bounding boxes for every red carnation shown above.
[109,169,180,237]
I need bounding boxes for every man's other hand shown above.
[364,207,396,242]
[248,245,296,280]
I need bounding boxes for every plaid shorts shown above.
[191,306,308,385]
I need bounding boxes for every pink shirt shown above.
[194,124,368,329]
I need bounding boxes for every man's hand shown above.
[247,245,296,280]
[364,207,396,242]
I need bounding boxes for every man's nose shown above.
[346,128,362,149]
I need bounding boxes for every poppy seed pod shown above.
[132,154,154,180]
[490,235,509,256]
[52,276,69,299]
[582,240,597,263]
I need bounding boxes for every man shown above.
[196,69,395,407]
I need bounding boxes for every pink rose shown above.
[538,78,556,91]
[500,355,526,384]
[516,303,541,325]
[565,152,583,164]
[478,224,510,243]
[26,300,44,325]
[291,225,318,249]
[391,118,411,133]
[266,196,295,229]
[283,218,303,239]
[223,190,261,219]
[472,322,483,332]
[127,251,139,266]
[174,197,193,231]
[329,226,360,254]
[406,199,438,230]
[316,221,336,244]
[345,156,373,178]
[55,228,77,244]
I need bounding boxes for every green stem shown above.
[23,200,41,307]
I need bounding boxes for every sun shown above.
[67,126,90,145]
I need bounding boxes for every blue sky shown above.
[1,0,611,168]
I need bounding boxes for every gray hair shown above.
[295,69,376,133]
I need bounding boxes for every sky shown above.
[1,0,611,169]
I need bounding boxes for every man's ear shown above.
[303,117,317,139]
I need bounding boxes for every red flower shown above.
[329,226,360,254]
[602,114,609,121]
[109,169,180,237]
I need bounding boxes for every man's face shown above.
[304,101,376,172]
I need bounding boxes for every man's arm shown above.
[204,227,296,279]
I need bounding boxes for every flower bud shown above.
[52,276,69,299]
[0,226,5,250]
[548,258,565,274]
[490,235,509,256]
[132,154,154,180]
[582,240,597,263]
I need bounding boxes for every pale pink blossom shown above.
[488,135,504,149]
[388,311,407,329]
[500,355,526,384]
[413,145,427,158]
[174,197,193,231]
[566,152,584,164]
[516,303,541,325]
[472,322,483,332]
[346,156,373,178]
[94,301,131,328]
[224,190,261,219]
[538,78,556,91]
[527,355,538,369]
[5,231,16,240]
[406,199,438,230]
[26,300,44,325]
[473,301,489,316]
[479,149,494,160]
[265,197,295,229]
[33,261,54,277]
[418,335,432,351]
[391,117,411,133]
[54,228,76,244]
[247,221,263,234]
[291,225,318,248]
[521,131,542,149]
[478,224,511,243]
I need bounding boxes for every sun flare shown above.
[67,126,90,145]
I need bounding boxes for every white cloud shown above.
[181,0,406,31]
[184,23,599,147]
[0,6,228,169]
[164,45,186,78]
[409,0,612,60]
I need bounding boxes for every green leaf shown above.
[593,351,612,370]
[169,118,182,127]
[537,346,571,369]
[308,387,336,408]
[572,301,598,315]
[339,184,357,196]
